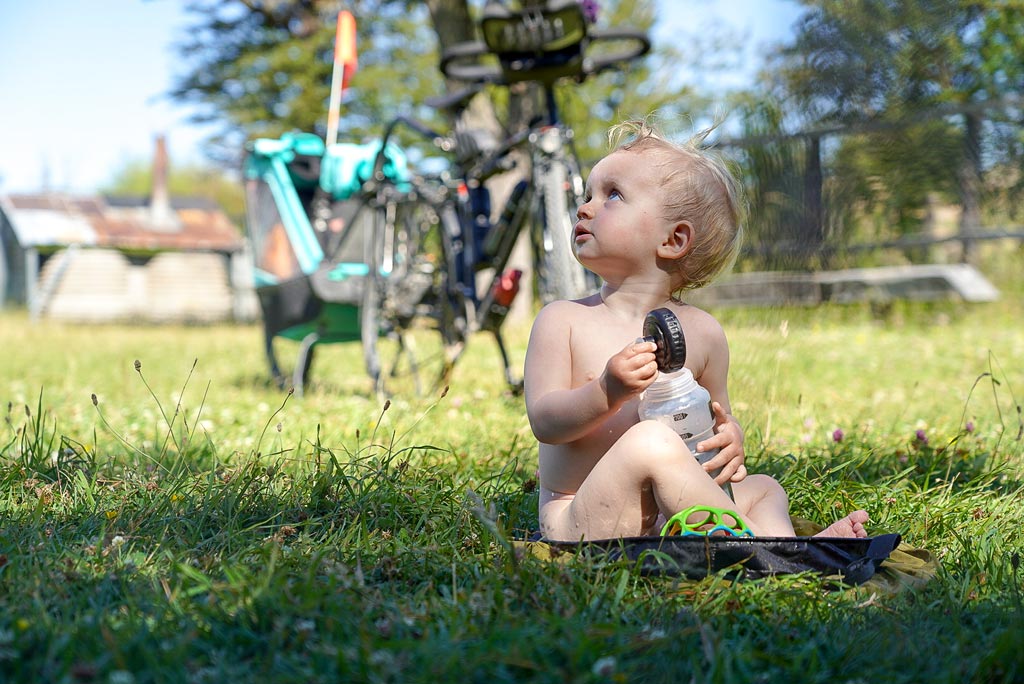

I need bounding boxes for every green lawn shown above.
[1,250,1023,683]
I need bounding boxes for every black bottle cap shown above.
[642,307,686,372]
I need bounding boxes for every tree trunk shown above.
[957,111,984,263]
[423,0,473,48]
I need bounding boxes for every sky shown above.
[0,0,802,196]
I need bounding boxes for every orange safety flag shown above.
[335,10,357,89]
[326,10,357,146]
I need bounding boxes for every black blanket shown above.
[544,533,902,585]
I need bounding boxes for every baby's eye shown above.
[608,189,622,201]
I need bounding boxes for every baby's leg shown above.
[542,421,740,541]
[540,420,869,541]
[731,475,796,536]
[732,476,869,538]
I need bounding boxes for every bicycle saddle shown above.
[479,0,589,84]
[439,2,648,87]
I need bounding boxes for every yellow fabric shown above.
[791,517,939,592]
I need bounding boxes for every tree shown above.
[732,99,822,270]
[171,0,448,165]
[764,0,1024,260]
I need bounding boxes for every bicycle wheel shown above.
[535,148,590,302]
[361,190,468,398]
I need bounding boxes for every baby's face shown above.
[574,150,677,278]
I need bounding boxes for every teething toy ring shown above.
[661,505,754,538]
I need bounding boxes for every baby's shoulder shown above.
[535,294,603,324]
[675,303,727,340]
[675,301,720,325]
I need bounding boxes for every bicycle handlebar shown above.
[438,42,495,84]
[381,115,447,149]
[439,27,650,86]
[364,115,450,191]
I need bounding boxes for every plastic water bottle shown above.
[638,368,734,500]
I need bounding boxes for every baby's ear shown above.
[657,220,692,260]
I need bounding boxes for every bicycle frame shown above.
[438,1,650,306]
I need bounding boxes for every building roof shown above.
[1,193,243,253]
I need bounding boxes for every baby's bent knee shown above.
[626,420,690,452]
[744,473,788,504]
[627,419,684,442]
[620,420,702,469]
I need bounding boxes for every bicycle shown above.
[352,0,649,396]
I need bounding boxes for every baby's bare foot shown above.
[814,510,869,538]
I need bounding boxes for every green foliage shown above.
[775,0,1024,122]
[827,120,963,238]
[171,0,446,163]
[745,0,1024,253]
[732,99,813,270]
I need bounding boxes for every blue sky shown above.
[0,0,801,195]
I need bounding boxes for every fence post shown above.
[957,111,984,264]
[802,134,825,267]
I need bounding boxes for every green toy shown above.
[661,505,755,538]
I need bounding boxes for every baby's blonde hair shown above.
[608,119,745,293]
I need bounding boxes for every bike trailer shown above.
[242,131,411,384]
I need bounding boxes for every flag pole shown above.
[325,10,356,147]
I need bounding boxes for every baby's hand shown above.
[602,340,658,407]
[696,401,747,485]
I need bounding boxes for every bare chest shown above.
[567,312,710,387]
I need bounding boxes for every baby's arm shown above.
[693,318,747,484]
[525,303,657,444]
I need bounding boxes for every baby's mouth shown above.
[573,223,592,242]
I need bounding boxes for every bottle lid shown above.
[642,308,686,372]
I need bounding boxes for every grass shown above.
[1,248,1023,683]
